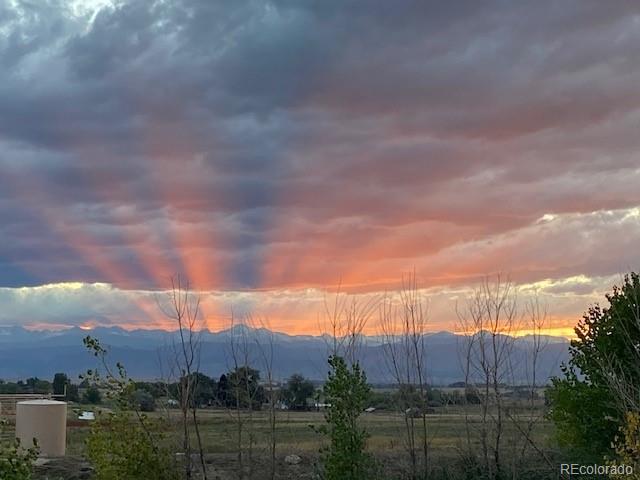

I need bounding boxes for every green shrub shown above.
[86,411,178,480]
[82,336,179,480]
[0,419,39,480]
[132,389,156,412]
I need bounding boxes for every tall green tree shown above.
[52,373,68,396]
[548,273,640,458]
[190,372,217,408]
[226,366,265,410]
[52,372,79,402]
[217,373,229,406]
[319,355,375,480]
[283,374,315,410]
[168,373,217,408]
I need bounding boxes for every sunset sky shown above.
[1,1,639,335]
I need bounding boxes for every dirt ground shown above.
[33,452,320,480]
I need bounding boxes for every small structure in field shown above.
[15,399,67,457]
[78,411,95,421]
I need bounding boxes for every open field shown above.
[2,403,563,480]
[60,405,555,453]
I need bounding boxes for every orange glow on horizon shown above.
[23,317,578,340]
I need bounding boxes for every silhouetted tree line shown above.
[0,373,81,402]
[0,377,52,394]
[132,368,319,411]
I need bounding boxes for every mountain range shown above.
[0,325,570,385]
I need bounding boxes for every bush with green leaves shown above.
[132,389,156,412]
[86,411,178,480]
[0,419,39,480]
[82,335,180,480]
[318,355,376,480]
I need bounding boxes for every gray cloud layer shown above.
[1,0,639,303]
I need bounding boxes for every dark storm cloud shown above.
[0,0,639,292]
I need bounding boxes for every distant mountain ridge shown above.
[0,325,570,384]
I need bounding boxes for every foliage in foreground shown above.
[86,411,179,480]
[0,419,38,480]
[609,411,640,479]
[83,336,180,480]
[318,355,376,480]
[547,273,640,459]
[547,367,618,459]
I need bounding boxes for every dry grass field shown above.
[1,402,560,480]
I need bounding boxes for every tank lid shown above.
[17,400,66,406]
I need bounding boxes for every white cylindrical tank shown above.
[15,400,67,457]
